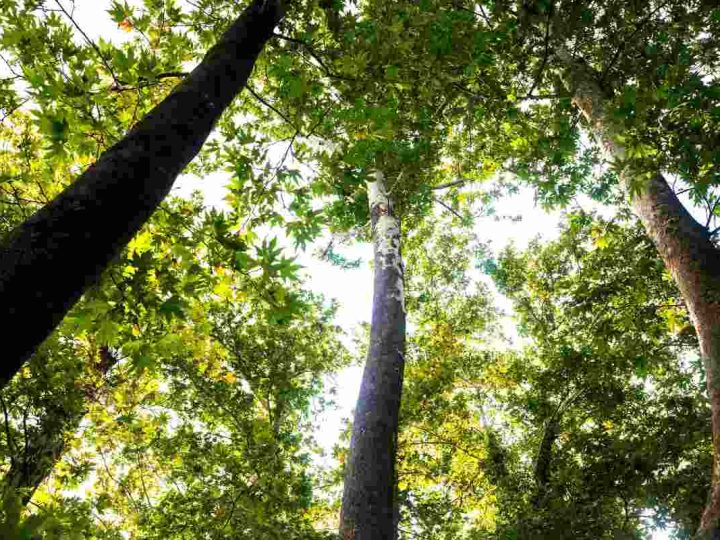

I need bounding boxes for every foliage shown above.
[393,212,709,539]
[0,0,717,538]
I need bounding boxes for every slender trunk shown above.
[533,415,559,503]
[2,347,118,505]
[559,51,720,539]
[339,171,406,540]
[0,0,285,387]
[519,415,559,536]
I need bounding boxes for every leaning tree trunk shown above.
[0,0,285,387]
[339,171,406,540]
[560,50,720,539]
[2,347,118,505]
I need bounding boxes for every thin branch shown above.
[272,33,357,81]
[0,52,22,78]
[525,12,552,99]
[105,71,188,94]
[53,0,121,87]
[98,446,142,513]
[433,196,463,220]
[0,394,17,467]
[706,194,720,229]
[431,178,468,191]
[1,97,30,125]
[245,84,297,130]
[520,93,569,101]
[601,0,672,81]
[140,71,188,81]
[449,2,492,26]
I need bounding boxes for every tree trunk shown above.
[560,51,720,539]
[0,0,285,387]
[339,171,406,540]
[2,347,118,505]
[533,415,559,502]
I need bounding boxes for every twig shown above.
[524,13,552,99]
[705,194,720,229]
[601,0,672,81]
[53,0,121,87]
[0,97,30,125]
[246,84,297,130]
[520,93,569,101]
[0,394,17,467]
[433,196,463,220]
[272,33,356,81]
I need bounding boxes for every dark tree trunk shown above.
[533,415,559,501]
[560,51,720,539]
[0,0,285,387]
[2,347,118,505]
[340,171,406,540]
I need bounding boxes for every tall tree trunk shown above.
[559,51,720,539]
[2,347,118,505]
[518,414,559,536]
[339,171,406,540]
[0,0,285,387]
[533,415,559,504]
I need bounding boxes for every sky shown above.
[6,1,708,537]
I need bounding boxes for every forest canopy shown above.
[0,0,719,538]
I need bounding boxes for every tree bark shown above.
[339,171,406,540]
[0,0,285,387]
[559,51,720,540]
[533,415,559,500]
[2,347,118,505]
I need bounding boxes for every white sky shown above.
[6,2,710,537]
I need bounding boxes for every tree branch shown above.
[246,84,297,130]
[433,196,463,220]
[0,394,17,467]
[272,32,356,81]
[430,178,468,191]
[525,13,552,99]
[53,0,121,87]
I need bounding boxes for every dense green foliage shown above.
[1,0,718,538]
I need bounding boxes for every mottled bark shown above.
[560,51,720,539]
[0,0,285,386]
[340,171,406,540]
[2,347,118,505]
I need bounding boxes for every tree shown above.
[0,183,340,536]
[257,4,499,535]
[0,0,285,385]
[423,2,720,532]
[338,170,406,538]
[393,211,709,538]
[3,0,718,536]
[493,212,709,538]
[2,346,118,507]
[223,2,475,535]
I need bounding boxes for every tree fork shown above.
[559,49,720,539]
[0,0,286,387]
[339,170,406,540]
